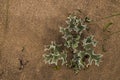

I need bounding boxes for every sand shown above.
[0,0,120,80]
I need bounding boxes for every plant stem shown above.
[104,13,120,19]
[6,0,9,26]
[92,13,120,23]
[109,31,120,36]
[103,22,113,32]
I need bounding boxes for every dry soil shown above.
[0,0,120,80]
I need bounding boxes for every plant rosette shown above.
[43,14,103,74]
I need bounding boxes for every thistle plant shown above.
[43,14,103,74]
[43,41,67,65]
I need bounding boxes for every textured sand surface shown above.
[0,0,120,80]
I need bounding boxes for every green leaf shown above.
[43,41,67,65]
[88,50,103,66]
[83,35,97,50]
[72,40,79,49]
[60,51,67,65]
[84,17,92,23]
[70,51,86,73]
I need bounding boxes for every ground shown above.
[0,0,120,80]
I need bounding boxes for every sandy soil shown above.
[0,0,120,80]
